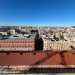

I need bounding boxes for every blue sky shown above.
[0,0,75,26]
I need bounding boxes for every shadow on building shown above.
[31,29,43,51]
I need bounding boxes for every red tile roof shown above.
[0,51,75,67]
